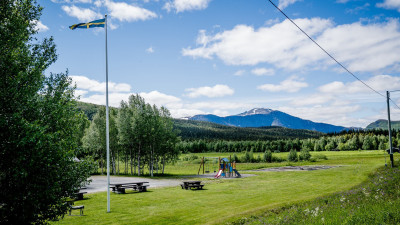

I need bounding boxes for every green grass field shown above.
[54,151,396,224]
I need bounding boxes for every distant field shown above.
[54,151,395,225]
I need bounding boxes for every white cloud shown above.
[32,20,49,32]
[185,84,234,98]
[377,0,400,12]
[251,68,275,76]
[51,0,92,3]
[318,75,400,94]
[146,47,154,53]
[139,91,182,107]
[62,5,102,21]
[164,0,211,13]
[234,70,245,76]
[70,75,131,93]
[106,1,157,22]
[278,0,301,9]
[257,76,308,93]
[183,18,400,73]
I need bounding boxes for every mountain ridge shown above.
[187,108,350,133]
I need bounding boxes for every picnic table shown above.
[110,182,149,194]
[74,187,87,200]
[181,181,204,190]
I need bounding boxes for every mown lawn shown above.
[54,151,394,224]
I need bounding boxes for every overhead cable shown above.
[267,0,386,98]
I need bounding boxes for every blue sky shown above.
[35,0,400,128]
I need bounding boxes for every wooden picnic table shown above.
[181,181,204,190]
[74,187,88,200]
[110,182,149,194]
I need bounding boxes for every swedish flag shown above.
[69,18,105,30]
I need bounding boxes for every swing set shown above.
[198,157,218,175]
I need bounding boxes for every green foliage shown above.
[173,119,323,141]
[0,1,93,223]
[182,154,199,161]
[263,150,273,163]
[287,149,298,162]
[299,149,311,161]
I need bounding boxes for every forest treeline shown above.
[176,129,400,153]
[81,95,179,176]
[78,101,399,165]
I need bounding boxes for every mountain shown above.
[187,108,348,133]
[366,119,400,130]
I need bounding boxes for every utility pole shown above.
[387,91,394,168]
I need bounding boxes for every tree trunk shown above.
[162,155,165,174]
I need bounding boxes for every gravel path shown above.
[85,176,183,193]
[246,165,339,172]
[85,173,254,193]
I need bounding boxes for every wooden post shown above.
[203,157,205,174]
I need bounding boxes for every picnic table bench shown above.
[110,182,149,194]
[66,200,84,216]
[181,181,204,190]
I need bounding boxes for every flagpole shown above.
[105,14,111,213]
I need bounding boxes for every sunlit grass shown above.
[54,151,394,224]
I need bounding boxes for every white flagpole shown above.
[105,14,111,213]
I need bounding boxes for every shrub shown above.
[182,154,198,161]
[287,149,298,162]
[299,149,311,161]
[241,151,255,163]
[264,150,272,163]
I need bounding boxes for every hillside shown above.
[366,119,400,130]
[76,102,324,141]
[188,108,349,133]
[173,119,323,141]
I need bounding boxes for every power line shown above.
[267,0,386,99]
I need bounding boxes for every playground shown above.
[197,156,242,178]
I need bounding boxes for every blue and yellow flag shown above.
[69,18,105,30]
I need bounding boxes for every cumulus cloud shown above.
[185,84,234,98]
[257,76,308,93]
[71,75,131,93]
[234,70,246,76]
[164,0,211,13]
[139,91,182,107]
[278,0,301,9]
[51,0,92,3]
[377,0,400,12]
[251,68,275,76]
[32,20,49,32]
[105,1,157,22]
[318,75,400,94]
[146,47,154,53]
[183,18,400,73]
[62,5,102,21]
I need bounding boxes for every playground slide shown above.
[233,169,241,177]
[215,169,223,178]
